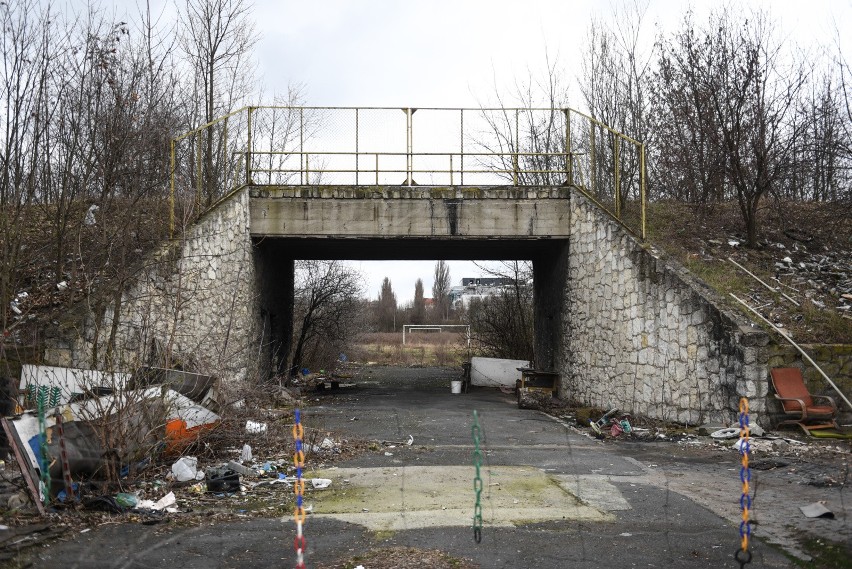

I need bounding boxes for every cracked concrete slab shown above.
[310,465,613,531]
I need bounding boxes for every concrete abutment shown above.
[42,185,779,425]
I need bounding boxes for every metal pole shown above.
[196,132,202,208]
[513,109,519,185]
[590,121,596,196]
[169,139,175,238]
[460,108,464,185]
[300,108,304,185]
[613,136,621,218]
[640,142,646,240]
[246,107,253,185]
[223,116,229,186]
[564,109,572,186]
[404,108,413,186]
[355,108,359,186]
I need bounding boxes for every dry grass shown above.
[646,200,852,344]
[351,332,470,367]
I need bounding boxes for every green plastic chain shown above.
[472,410,483,543]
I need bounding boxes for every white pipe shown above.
[728,258,799,306]
[730,293,852,411]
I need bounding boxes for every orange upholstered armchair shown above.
[769,368,838,433]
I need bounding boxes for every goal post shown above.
[402,324,471,347]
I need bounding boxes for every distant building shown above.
[450,277,515,309]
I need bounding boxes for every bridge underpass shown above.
[44,106,772,427]
[251,186,571,379]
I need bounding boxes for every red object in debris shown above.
[165,418,216,455]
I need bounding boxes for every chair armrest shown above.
[811,395,838,412]
[774,394,807,414]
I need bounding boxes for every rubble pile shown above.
[770,242,852,316]
[0,362,375,561]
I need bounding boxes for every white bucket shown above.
[450,380,462,394]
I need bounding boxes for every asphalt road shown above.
[17,366,841,568]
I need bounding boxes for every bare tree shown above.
[580,0,653,208]
[650,8,806,246]
[179,0,257,204]
[289,260,364,375]
[431,260,451,323]
[466,261,534,361]
[651,11,726,206]
[0,0,59,331]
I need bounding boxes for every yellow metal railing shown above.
[169,106,646,239]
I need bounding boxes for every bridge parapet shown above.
[170,107,645,239]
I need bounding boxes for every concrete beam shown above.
[249,186,571,239]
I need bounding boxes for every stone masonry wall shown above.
[563,190,772,426]
[43,189,259,381]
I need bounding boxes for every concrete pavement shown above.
[21,366,814,568]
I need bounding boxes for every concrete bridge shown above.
[44,107,773,426]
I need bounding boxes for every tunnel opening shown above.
[252,237,569,395]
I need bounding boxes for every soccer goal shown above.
[402,324,471,347]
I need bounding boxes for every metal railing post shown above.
[196,132,203,207]
[614,136,621,218]
[403,108,416,186]
[460,109,464,185]
[223,116,229,187]
[246,106,254,185]
[589,120,596,196]
[355,108,360,186]
[564,108,572,186]
[513,109,520,185]
[169,139,175,238]
[640,142,646,240]
[300,108,304,185]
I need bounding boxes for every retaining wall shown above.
[43,189,260,381]
[562,190,772,426]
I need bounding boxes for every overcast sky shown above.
[110,0,849,303]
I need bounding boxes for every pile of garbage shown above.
[0,363,360,529]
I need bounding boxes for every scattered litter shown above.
[728,239,740,247]
[56,281,68,291]
[406,435,414,446]
[799,502,835,519]
[240,444,253,462]
[114,493,138,508]
[84,204,99,225]
[137,491,176,512]
[0,525,8,531]
[309,478,332,489]
[206,467,240,492]
[226,461,255,478]
[620,532,633,537]
[246,420,268,434]
[171,456,203,482]
[384,452,393,457]
[319,438,335,450]
[711,428,741,439]
[80,528,91,533]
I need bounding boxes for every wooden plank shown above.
[1,417,46,515]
